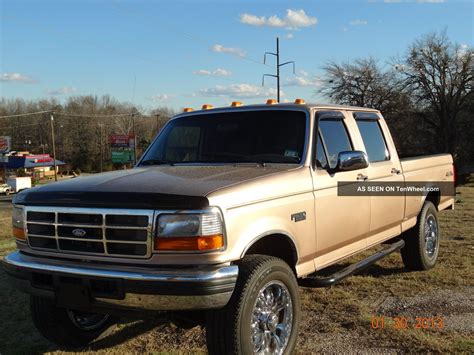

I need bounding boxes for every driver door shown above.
[311,110,371,269]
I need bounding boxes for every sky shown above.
[0,0,473,112]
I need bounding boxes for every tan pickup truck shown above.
[4,102,454,354]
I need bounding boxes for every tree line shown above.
[0,95,175,172]
[0,31,472,173]
[318,31,473,169]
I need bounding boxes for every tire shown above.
[401,201,440,271]
[206,255,300,355]
[30,296,117,348]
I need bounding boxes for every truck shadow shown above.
[90,316,170,350]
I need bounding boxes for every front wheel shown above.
[30,296,117,348]
[401,201,440,271]
[206,255,300,354]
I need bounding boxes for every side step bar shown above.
[300,239,405,288]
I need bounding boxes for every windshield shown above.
[139,110,307,166]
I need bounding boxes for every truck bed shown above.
[401,153,454,222]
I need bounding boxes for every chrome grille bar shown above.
[25,206,154,259]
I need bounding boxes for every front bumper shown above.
[2,251,238,312]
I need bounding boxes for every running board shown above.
[300,239,405,288]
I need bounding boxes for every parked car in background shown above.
[0,183,12,195]
[4,101,455,354]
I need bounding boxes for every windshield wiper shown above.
[233,161,266,168]
[140,159,175,166]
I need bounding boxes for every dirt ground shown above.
[0,175,472,354]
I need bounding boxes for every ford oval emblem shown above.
[72,228,87,237]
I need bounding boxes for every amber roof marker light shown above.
[294,98,305,104]
[266,99,277,105]
[183,107,194,112]
[231,101,242,107]
[202,104,214,110]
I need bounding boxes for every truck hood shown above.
[14,165,296,209]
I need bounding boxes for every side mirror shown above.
[336,150,369,172]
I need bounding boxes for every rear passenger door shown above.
[352,112,404,246]
[312,111,371,269]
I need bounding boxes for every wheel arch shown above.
[423,189,441,211]
[240,231,299,273]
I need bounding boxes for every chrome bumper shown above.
[2,251,238,311]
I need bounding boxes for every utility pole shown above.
[262,37,296,103]
[50,112,58,181]
[98,123,104,173]
[131,109,137,165]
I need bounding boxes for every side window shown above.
[356,120,390,162]
[319,120,353,169]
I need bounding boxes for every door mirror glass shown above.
[337,150,369,171]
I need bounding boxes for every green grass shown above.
[0,175,473,353]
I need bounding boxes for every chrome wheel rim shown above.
[424,215,438,258]
[67,310,110,331]
[251,280,293,355]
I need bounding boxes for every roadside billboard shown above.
[111,149,135,164]
[110,134,135,148]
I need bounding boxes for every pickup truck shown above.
[3,101,454,354]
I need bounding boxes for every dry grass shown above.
[0,176,473,354]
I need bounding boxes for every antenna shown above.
[262,37,296,103]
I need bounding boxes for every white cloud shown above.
[457,43,472,59]
[240,9,317,30]
[0,73,35,83]
[193,68,232,77]
[211,44,246,58]
[285,33,295,40]
[285,71,323,87]
[47,86,77,95]
[198,84,281,98]
[148,94,173,102]
[349,19,368,25]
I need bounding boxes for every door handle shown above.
[391,168,401,175]
[357,174,368,181]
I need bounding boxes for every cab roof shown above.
[175,102,380,119]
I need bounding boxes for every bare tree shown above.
[319,58,408,114]
[396,31,473,154]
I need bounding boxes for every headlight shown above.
[155,212,224,252]
[12,205,26,241]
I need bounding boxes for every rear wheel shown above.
[30,296,117,348]
[206,255,300,354]
[401,201,440,270]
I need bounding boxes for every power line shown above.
[0,110,51,119]
[0,121,46,130]
[55,112,131,118]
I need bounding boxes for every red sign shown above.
[110,134,135,148]
[26,154,53,163]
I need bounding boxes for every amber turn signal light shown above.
[155,234,224,251]
[13,227,26,241]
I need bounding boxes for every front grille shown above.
[25,207,154,259]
